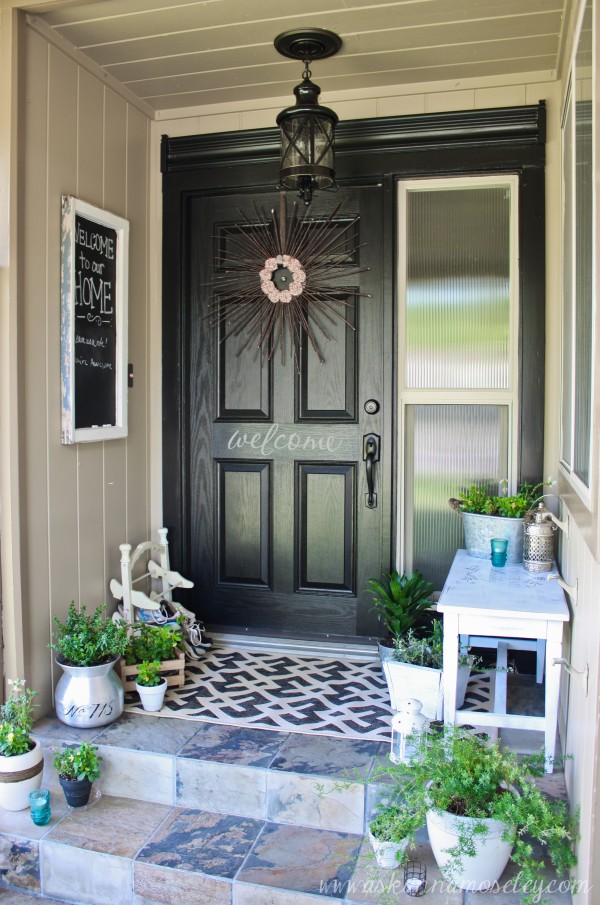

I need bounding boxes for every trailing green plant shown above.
[50,602,129,667]
[135,660,163,687]
[377,726,578,905]
[124,623,182,666]
[367,570,435,641]
[0,678,37,757]
[53,742,101,782]
[368,802,423,845]
[449,479,551,519]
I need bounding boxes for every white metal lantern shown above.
[390,699,429,764]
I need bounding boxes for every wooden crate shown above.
[116,648,185,693]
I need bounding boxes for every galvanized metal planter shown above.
[461,511,524,563]
[55,656,124,728]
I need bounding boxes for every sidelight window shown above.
[397,176,520,586]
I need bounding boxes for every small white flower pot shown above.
[0,738,44,811]
[368,828,409,869]
[135,678,167,712]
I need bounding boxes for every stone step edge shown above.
[34,734,389,837]
[1,792,388,905]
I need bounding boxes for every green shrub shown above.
[124,623,181,665]
[50,602,129,667]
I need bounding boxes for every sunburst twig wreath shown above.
[209,194,369,371]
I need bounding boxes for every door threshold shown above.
[210,631,379,663]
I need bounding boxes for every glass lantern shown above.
[276,76,338,206]
[390,699,429,764]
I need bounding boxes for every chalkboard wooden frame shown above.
[60,195,129,443]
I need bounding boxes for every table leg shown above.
[443,613,460,725]
[544,635,562,773]
[536,639,546,683]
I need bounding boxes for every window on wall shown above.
[397,176,520,587]
[561,0,594,500]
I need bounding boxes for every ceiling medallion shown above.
[210,194,369,370]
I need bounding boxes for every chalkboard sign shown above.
[61,196,129,443]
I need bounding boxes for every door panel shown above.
[185,186,390,642]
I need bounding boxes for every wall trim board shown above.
[161,103,546,174]
[25,13,155,120]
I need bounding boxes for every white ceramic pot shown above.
[461,512,524,563]
[426,807,514,891]
[135,678,167,712]
[368,828,409,869]
[383,659,471,720]
[0,738,44,811]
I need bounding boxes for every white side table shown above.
[438,549,570,772]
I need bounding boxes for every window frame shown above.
[558,0,600,557]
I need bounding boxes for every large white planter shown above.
[426,807,514,891]
[135,678,167,712]
[383,659,471,720]
[368,828,409,869]
[461,512,524,563]
[0,739,44,811]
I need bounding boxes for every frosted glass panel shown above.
[405,405,509,588]
[405,186,511,389]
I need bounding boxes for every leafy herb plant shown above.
[393,620,475,671]
[124,623,181,666]
[449,480,550,519]
[135,660,163,687]
[367,570,435,642]
[0,679,37,757]
[53,742,101,782]
[369,802,422,845]
[50,602,129,667]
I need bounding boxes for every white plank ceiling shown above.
[28,0,570,111]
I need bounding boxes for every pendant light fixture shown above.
[274,28,342,206]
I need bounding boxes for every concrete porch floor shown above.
[0,673,575,905]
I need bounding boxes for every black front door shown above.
[175,185,392,642]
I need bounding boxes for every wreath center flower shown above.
[260,254,306,304]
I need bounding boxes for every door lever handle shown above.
[363,433,380,509]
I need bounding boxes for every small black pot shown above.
[59,776,93,807]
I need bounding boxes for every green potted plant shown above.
[449,480,549,562]
[0,678,43,811]
[117,623,184,694]
[50,602,129,729]
[380,726,577,903]
[367,569,435,661]
[367,802,422,869]
[53,741,102,808]
[135,660,167,712]
[383,620,475,719]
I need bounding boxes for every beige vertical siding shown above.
[20,22,151,714]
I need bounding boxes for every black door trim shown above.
[161,103,545,174]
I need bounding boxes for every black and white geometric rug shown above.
[125,646,493,742]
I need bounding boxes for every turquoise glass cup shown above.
[490,537,508,567]
[29,789,51,826]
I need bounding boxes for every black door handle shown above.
[363,433,380,509]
